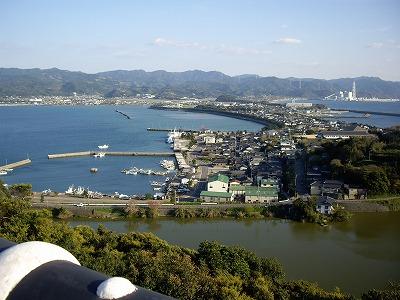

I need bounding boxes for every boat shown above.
[150,181,163,187]
[65,185,74,195]
[0,170,7,176]
[4,168,13,172]
[98,144,109,150]
[166,128,181,144]
[90,168,98,173]
[125,170,138,175]
[93,152,105,158]
[160,159,175,170]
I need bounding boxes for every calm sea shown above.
[307,100,400,128]
[0,105,262,194]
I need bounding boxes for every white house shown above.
[207,173,229,192]
[316,196,335,214]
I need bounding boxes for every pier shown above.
[0,159,31,170]
[48,151,93,159]
[48,151,175,159]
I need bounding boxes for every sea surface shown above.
[0,105,262,194]
[70,212,400,296]
[305,100,400,128]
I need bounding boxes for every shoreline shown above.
[149,105,284,129]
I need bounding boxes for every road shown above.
[295,152,308,195]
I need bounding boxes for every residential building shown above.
[200,191,233,202]
[207,173,229,192]
[316,196,335,214]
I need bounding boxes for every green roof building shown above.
[208,174,229,184]
[200,191,233,203]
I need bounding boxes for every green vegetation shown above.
[267,199,351,224]
[309,127,400,196]
[368,198,400,211]
[0,181,398,299]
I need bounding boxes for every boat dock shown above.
[48,151,174,159]
[0,159,31,170]
[175,152,191,171]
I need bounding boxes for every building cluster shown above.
[200,173,279,204]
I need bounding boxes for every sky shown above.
[1,0,399,80]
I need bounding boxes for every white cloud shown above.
[153,37,271,56]
[275,37,302,44]
[366,42,384,49]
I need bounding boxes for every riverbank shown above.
[67,212,400,296]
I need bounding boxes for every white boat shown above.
[4,168,13,172]
[153,187,161,191]
[65,185,74,195]
[0,170,7,176]
[125,170,138,175]
[93,152,105,158]
[166,128,181,144]
[160,159,175,170]
[98,144,109,150]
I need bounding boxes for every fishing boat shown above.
[98,144,109,150]
[65,185,75,195]
[160,159,175,170]
[125,169,138,175]
[166,128,181,144]
[93,152,105,158]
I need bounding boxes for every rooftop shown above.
[208,173,229,184]
[200,191,233,198]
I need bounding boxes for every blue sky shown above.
[1,0,399,80]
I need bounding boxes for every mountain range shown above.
[1,68,400,99]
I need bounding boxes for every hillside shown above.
[1,68,400,99]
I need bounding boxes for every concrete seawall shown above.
[48,151,175,159]
[0,159,31,170]
[48,151,93,159]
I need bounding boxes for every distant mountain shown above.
[1,68,399,100]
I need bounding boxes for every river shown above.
[69,212,400,296]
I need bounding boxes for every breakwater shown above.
[48,151,175,159]
[115,110,131,119]
[0,159,31,170]
[335,108,400,117]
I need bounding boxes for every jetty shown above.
[48,151,174,159]
[115,110,131,119]
[335,109,400,117]
[0,159,31,170]
[48,151,93,159]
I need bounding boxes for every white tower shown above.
[352,81,357,100]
